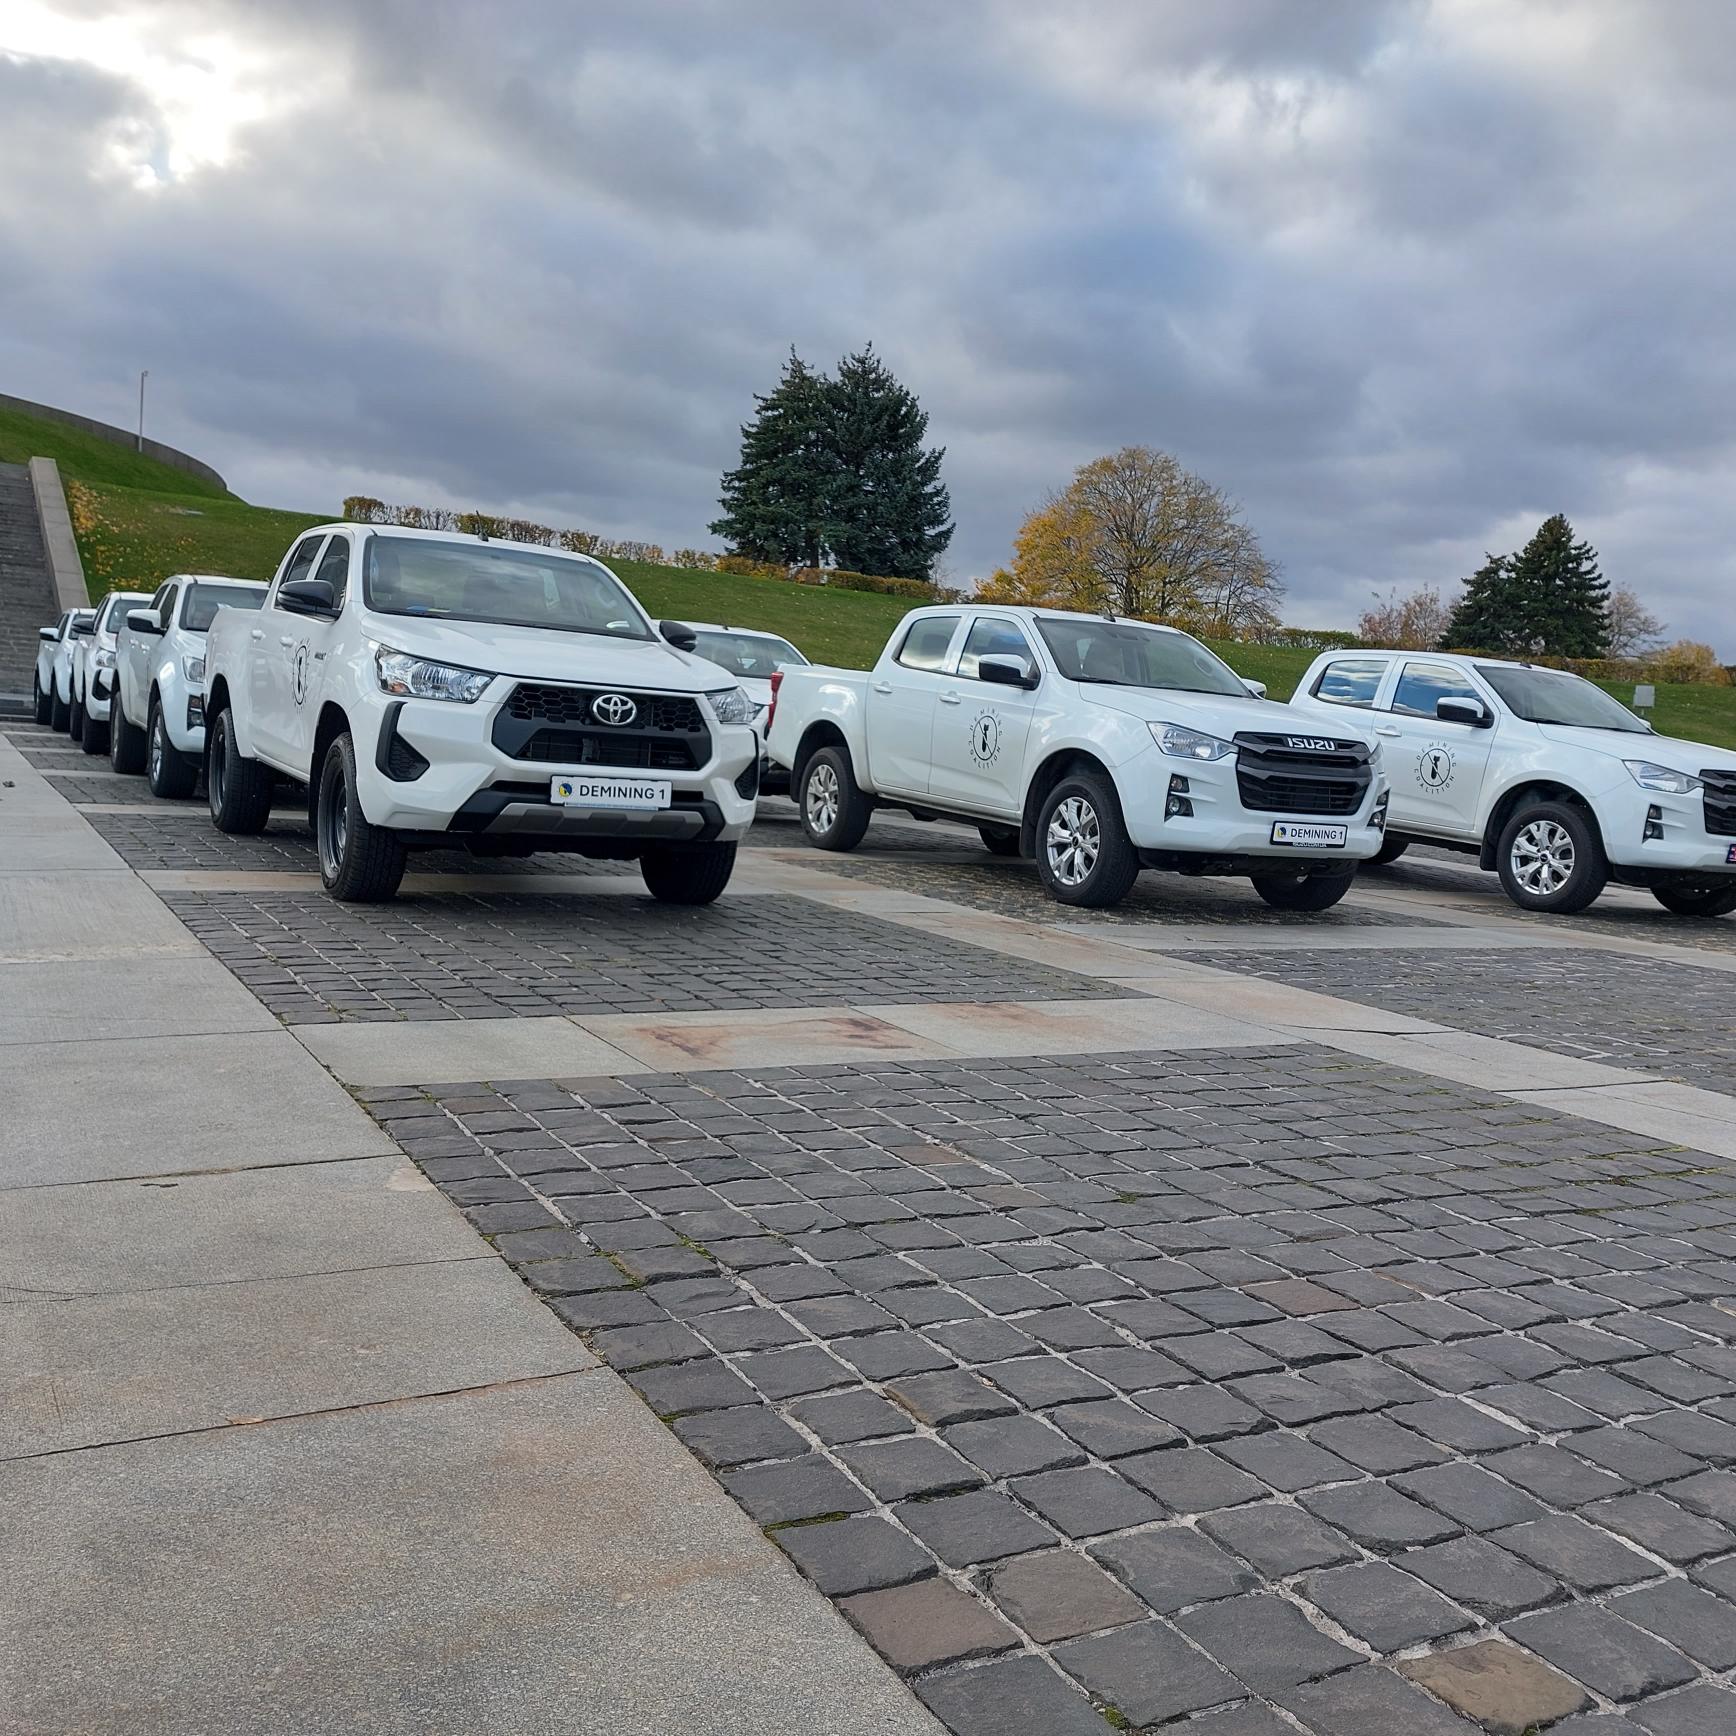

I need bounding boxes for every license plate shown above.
[1271,821,1348,848]
[550,775,671,810]
[1728,845,1736,865]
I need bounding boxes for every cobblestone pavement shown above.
[163,889,1130,1023]
[39,770,169,805]
[790,852,1452,928]
[355,1049,1736,1734]
[1173,946,1736,1091]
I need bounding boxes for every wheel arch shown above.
[308,701,353,826]
[791,720,852,792]
[1480,778,1605,870]
[1019,748,1114,856]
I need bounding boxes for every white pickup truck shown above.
[202,523,760,903]
[766,604,1391,910]
[112,574,267,796]
[1288,648,1736,916]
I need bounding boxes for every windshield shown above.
[686,627,807,678]
[97,595,143,637]
[182,583,266,632]
[362,536,653,640]
[1477,664,1650,732]
[1036,618,1250,697]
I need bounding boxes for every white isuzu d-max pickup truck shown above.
[766,604,1391,910]
[202,524,760,903]
[1288,648,1736,916]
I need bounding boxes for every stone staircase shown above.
[0,462,60,715]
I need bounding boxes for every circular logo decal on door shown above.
[292,642,311,706]
[1416,743,1456,792]
[969,711,1002,766]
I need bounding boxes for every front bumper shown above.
[1118,742,1389,865]
[87,671,114,720]
[354,689,759,847]
[1602,782,1736,876]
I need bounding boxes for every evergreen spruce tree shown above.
[1443,553,1529,653]
[823,346,954,581]
[1507,513,1610,657]
[708,349,833,567]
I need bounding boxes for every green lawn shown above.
[0,403,233,499]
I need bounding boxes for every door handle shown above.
[871,680,893,694]
[1375,726,1401,737]
[249,629,264,641]
[939,691,961,705]
[279,636,295,648]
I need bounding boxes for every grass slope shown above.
[10,400,1734,747]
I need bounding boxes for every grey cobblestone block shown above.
[1628,1684,1736,1736]
[1588,1493,1735,1564]
[1391,1461,1549,1530]
[834,1437,982,1501]
[670,1403,806,1469]
[985,1549,1145,1643]
[1008,1466,1164,1538]
[1664,1470,1736,1525]
[1045,1398,1180,1459]
[1201,1503,1359,1578]
[1119,1447,1265,1514]
[1505,1605,1699,1701]
[839,1577,1017,1675]
[1573,1428,1705,1486]
[1308,1414,1449,1474]
[1217,1431,1357,1493]
[788,1388,915,1445]
[1489,1516,1657,1593]
[1299,1481,1462,1551]
[722,1455,871,1524]
[896,1489,1056,1567]
[914,1654,1110,1736]
[627,1356,758,1417]
[887,1369,1016,1427]
[1137,1385,1268,1442]
[1397,1534,1564,1619]
[1052,1620,1242,1725]
[1302,1560,1475,1650]
[1174,1592,1361,1692]
[943,1414,1084,1478]
[1090,1526,1259,1612]
[1275,1663,1485,1735]
[772,1513,936,1597]
[983,1354,1114,1409]
[1609,1580,1736,1670]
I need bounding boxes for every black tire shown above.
[147,698,196,797]
[1369,834,1410,866]
[110,690,147,774]
[1652,882,1736,918]
[316,732,406,902]
[32,673,51,725]
[1496,799,1607,914]
[81,698,110,756]
[641,841,737,905]
[978,822,1022,857]
[798,745,872,852]
[68,694,84,743]
[1035,771,1140,908]
[1251,868,1357,911]
[50,685,70,731]
[206,706,274,834]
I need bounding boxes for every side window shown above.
[1313,658,1388,708]
[311,535,351,610]
[273,536,325,608]
[1391,661,1482,719]
[957,617,1035,681]
[149,582,175,618]
[895,614,961,673]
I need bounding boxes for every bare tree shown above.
[1359,584,1454,650]
[1605,585,1666,658]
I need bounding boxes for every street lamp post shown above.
[137,370,148,452]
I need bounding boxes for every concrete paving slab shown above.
[577,1005,956,1069]
[1511,1081,1736,1159]
[0,1028,397,1187]
[862,994,1282,1057]
[0,1372,941,1736]
[1142,971,1453,1034]
[0,868,199,959]
[295,1014,643,1086]
[1094,924,1575,953]
[869,902,1195,980]
[0,954,276,1043]
[0,1154,477,1301]
[0,812,127,870]
[1311,1027,1666,1091]
[0,1257,591,1456]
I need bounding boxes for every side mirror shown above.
[126,610,165,637]
[39,626,57,642]
[70,620,95,637]
[1436,696,1491,729]
[659,620,698,652]
[278,577,338,617]
[1243,679,1268,699]
[978,654,1038,690]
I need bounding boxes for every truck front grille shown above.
[1702,769,1736,837]
[494,683,711,772]
[1233,733,1372,816]
[512,729,702,772]
[505,683,706,734]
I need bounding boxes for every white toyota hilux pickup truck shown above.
[202,523,760,903]
[1288,648,1736,916]
[766,604,1391,910]
[112,574,267,795]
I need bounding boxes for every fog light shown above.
[1165,774,1193,820]
[186,695,204,732]
[1644,803,1664,842]
[1372,790,1391,834]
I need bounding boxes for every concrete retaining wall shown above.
[28,458,90,610]
[0,392,227,493]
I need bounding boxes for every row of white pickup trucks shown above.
[38,521,1736,917]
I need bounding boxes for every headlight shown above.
[374,647,493,703]
[94,647,116,671]
[182,653,206,685]
[1624,761,1702,795]
[706,686,754,725]
[1151,722,1235,762]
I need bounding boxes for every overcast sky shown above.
[3,0,1733,646]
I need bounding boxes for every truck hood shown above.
[363,616,738,693]
[1077,682,1379,749]
[1537,723,1736,776]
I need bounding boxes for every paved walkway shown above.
[0,727,941,1735]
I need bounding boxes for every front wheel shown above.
[1251,868,1357,912]
[1496,801,1607,913]
[641,841,737,905]
[1036,772,1140,908]
[68,695,85,743]
[1369,834,1410,866]
[207,707,274,834]
[799,746,872,852]
[978,823,1022,857]
[1652,882,1736,918]
[51,685,70,731]
[81,699,110,757]
[316,732,406,902]
[33,674,51,725]
[147,699,197,797]
[111,691,147,774]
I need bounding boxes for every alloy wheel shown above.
[1046,795,1100,887]
[806,762,840,834]
[1511,818,1575,895]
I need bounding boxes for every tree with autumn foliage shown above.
[980,446,1283,636]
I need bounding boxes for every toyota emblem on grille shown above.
[1285,736,1337,751]
[592,693,637,726]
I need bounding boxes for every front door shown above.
[927,615,1040,817]
[280,533,353,774]
[868,614,962,796]
[1376,659,1498,839]
[252,534,326,766]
